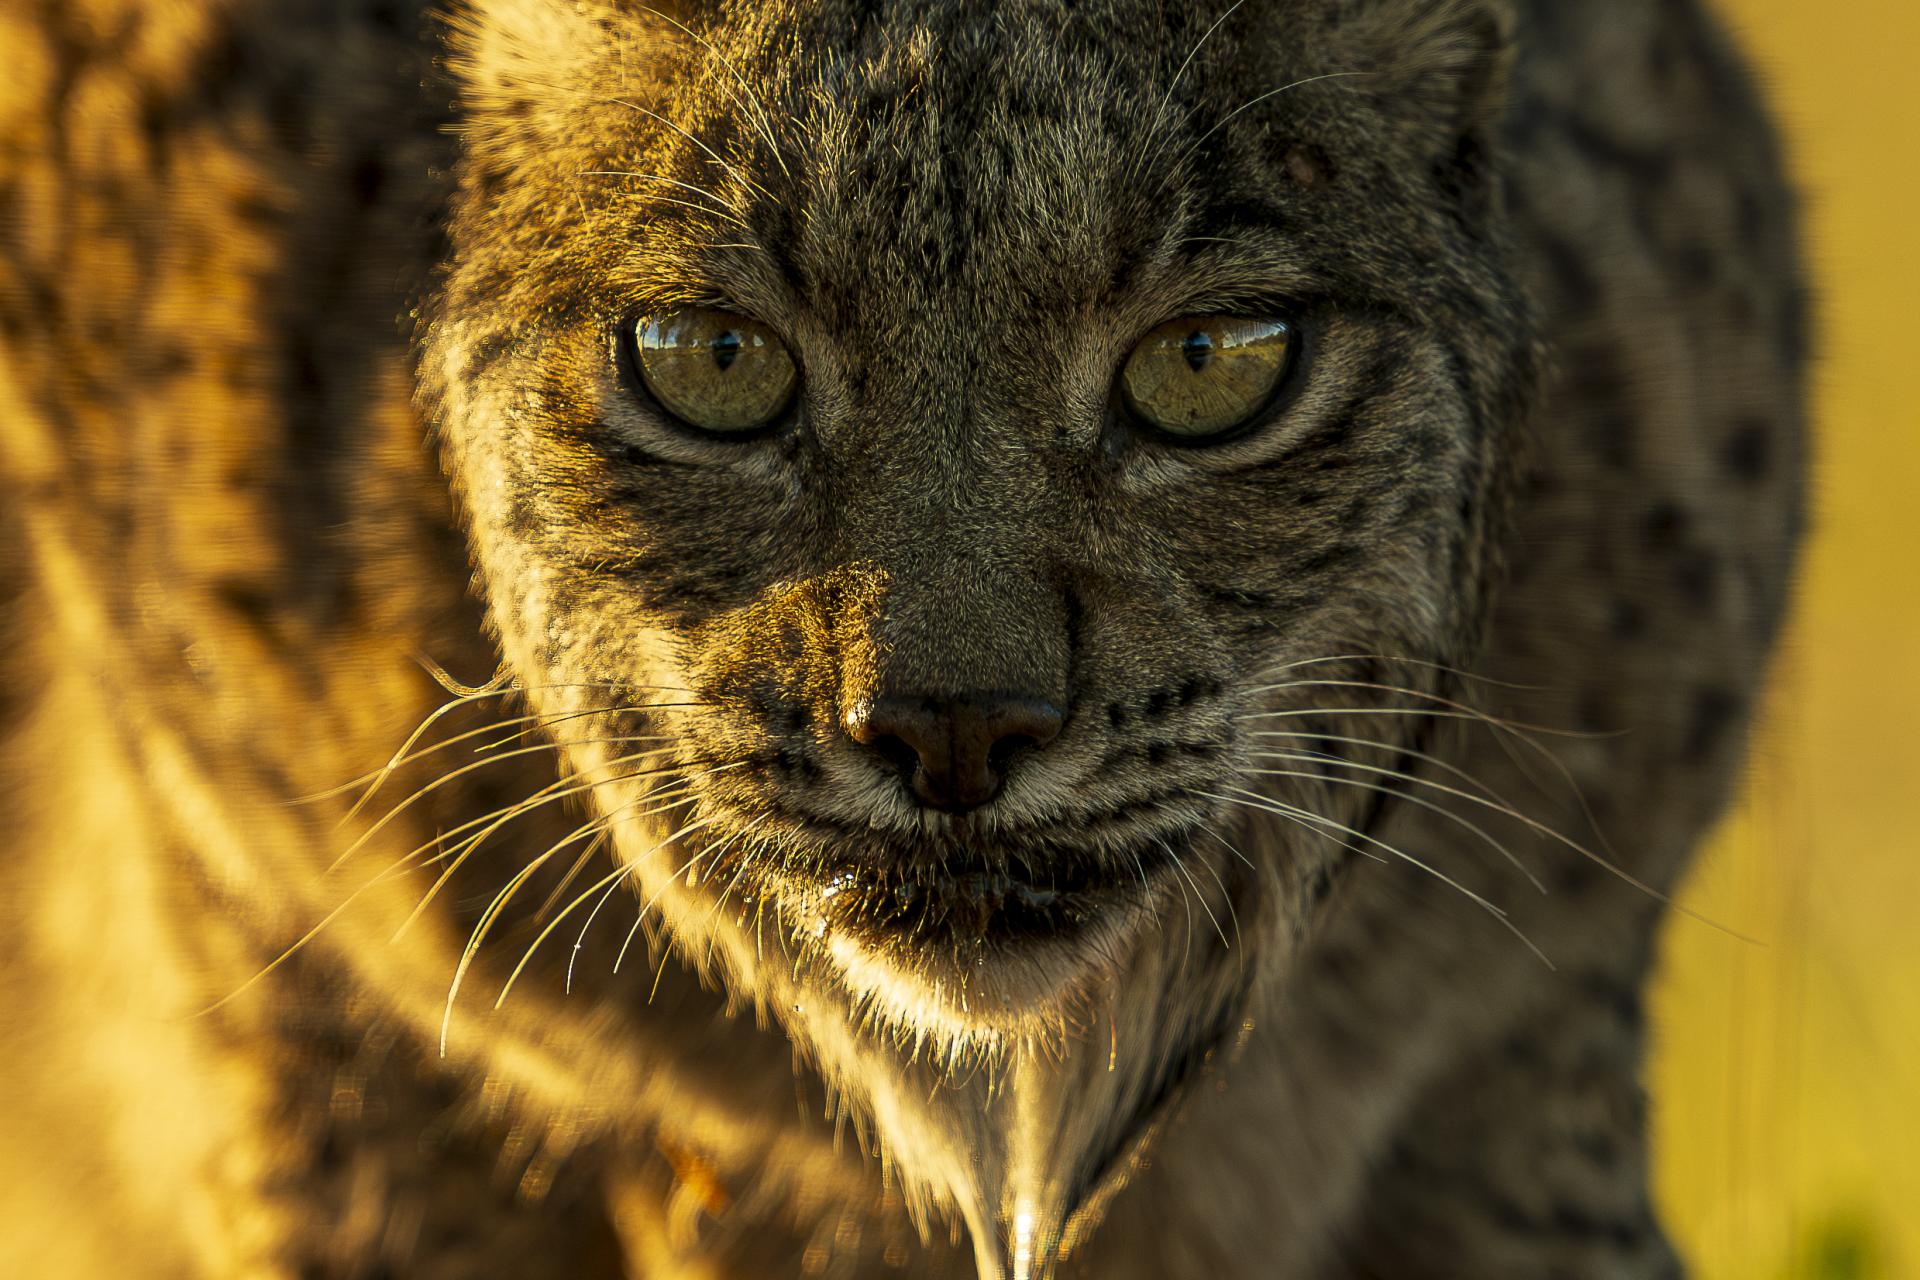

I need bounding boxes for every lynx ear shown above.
[443,0,687,166]
[1338,0,1513,137]
[1326,0,1513,208]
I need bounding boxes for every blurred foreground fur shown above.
[0,1,1804,1276]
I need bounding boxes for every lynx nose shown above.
[845,694,1064,813]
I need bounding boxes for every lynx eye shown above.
[1119,315,1295,441]
[625,309,797,435]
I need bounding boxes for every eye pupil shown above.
[711,330,742,371]
[1181,330,1214,373]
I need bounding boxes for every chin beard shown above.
[604,792,1269,1280]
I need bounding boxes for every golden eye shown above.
[1119,316,1295,440]
[628,309,797,434]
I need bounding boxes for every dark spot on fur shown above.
[1720,416,1773,481]
[1684,686,1742,759]
[1673,549,1721,607]
[1671,242,1717,287]
[1639,501,1688,548]
[1577,970,1644,1031]
[1560,342,1637,468]
[1576,1130,1625,1171]
[1536,231,1604,315]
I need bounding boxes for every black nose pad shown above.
[844,694,1065,812]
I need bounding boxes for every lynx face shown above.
[427,0,1534,1243]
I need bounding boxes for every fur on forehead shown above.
[440,0,1517,240]
[445,0,1514,121]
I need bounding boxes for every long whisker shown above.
[1252,740,1542,835]
[333,735,684,872]
[562,831,636,994]
[440,850,567,1055]
[536,839,605,926]
[598,186,752,228]
[315,676,696,799]
[1241,678,1607,739]
[494,815,726,1012]
[1178,71,1372,165]
[615,816,768,975]
[344,711,687,822]
[441,796,714,1052]
[1189,847,1244,954]
[1235,706,1593,744]
[1200,787,1553,969]
[1250,652,1544,692]
[1199,824,1257,872]
[1250,729,1513,806]
[395,758,734,936]
[1244,744,1741,933]
[203,755,727,1017]
[577,169,739,210]
[1246,760,1546,894]
[380,751,682,912]
[470,703,701,754]
[1158,0,1247,121]
[606,94,781,209]
[415,655,513,698]
[1162,840,1230,951]
[1243,700,1641,897]
[1159,839,1196,964]
[636,6,793,180]
[193,772,690,1017]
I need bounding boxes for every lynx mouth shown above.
[703,825,1189,1019]
[789,840,1174,952]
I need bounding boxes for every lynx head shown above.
[425,0,1533,1269]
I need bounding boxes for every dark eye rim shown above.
[1115,312,1308,449]
[612,310,800,443]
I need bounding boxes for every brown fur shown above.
[0,1,1804,1276]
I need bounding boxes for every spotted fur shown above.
[0,1,1804,1276]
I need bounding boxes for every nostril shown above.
[983,699,1065,752]
[844,693,1063,813]
[865,730,924,787]
[844,697,951,791]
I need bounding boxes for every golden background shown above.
[1651,1,1920,1276]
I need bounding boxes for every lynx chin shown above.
[0,0,1804,1276]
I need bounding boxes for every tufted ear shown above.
[442,0,690,167]
[1324,0,1515,204]
[1312,1,1511,132]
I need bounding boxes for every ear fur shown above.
[1321,0,1514,214]
[1333,0,1514,139]
[442,0,685,167]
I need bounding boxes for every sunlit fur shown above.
[0,1,1804,1276]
